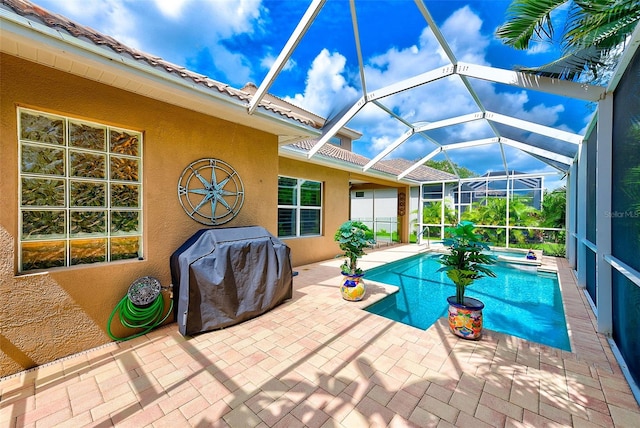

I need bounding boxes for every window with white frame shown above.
[329,136,342,146]
[18,108,143,272]
[277,176,322,238]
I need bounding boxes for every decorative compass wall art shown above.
[177,158,245,226]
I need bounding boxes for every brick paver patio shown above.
[1,245,639,427]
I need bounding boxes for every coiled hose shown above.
[107,292,173,341]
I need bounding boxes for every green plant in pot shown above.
[334,220,376,301]
[438,221,496,339]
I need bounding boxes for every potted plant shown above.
[438,221,496,339]
[334,220,376,301]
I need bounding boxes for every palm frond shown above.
[515,45,606,80]
[497,0,640,82]
[566,0,640,51]
[496,0,569,50]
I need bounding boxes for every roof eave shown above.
[279,145,419,185]
[0,8,320,141]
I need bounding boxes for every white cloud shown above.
[35,0,266,84]
[526,42,553,55]
[195,0,264,38]
[522,103,565,126]
[208,46,254,85]
[544,175,567,190]
[260,54,297,73]
[440,6,490,65]
[33,0,582,178]
[153,0,189,19]
[42,0,110,16]
[39,0,142,49]
[283,4,573,173]
[283,49,359,117]
[329,6,494,160]
[250,3,578,177]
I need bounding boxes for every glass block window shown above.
[277,176,322,238]
[18,108,143,271]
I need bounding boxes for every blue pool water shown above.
[364,253,571,351]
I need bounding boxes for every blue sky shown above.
[33,0,595,188]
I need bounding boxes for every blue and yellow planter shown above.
[340,272,366,301]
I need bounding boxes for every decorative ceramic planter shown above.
[447,296,484,340]
[340,272,366,301]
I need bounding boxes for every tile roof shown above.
[288,141,457,182]
[378,158,457,181]
[0,0,317,128]
[3,0,456,184]
[241,83,362,139]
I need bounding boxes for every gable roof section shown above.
[0,0,318,137]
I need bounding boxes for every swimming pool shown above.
[364,253,571,351]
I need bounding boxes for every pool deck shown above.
[1,244,639,427]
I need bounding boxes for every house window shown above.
[422,184,443,200]
[278,176,322,238]
[18,108,143,272]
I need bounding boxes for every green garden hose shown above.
[107,291,173,341]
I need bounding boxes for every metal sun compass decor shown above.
[178,158,245,226]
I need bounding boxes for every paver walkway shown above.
[1,245,639,427]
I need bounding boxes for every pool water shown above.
[364,253,571,351]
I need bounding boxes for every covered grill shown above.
[170,226,293,336]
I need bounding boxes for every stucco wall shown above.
[278,157,350,267]
[0,54,280,376]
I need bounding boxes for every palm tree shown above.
[496,0,640,81]
[461,196,540,245]
[461,198,508,245]
[422,201,457,225]
[541,187,567,229]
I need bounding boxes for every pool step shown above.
[537,268,558,277]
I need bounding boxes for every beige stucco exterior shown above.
[278,157,350,267]
[0,53,410,377]
[1,55,276,376]
[0,54,280,376]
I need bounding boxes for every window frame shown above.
[277,175,323,238]
[17,107,143,272]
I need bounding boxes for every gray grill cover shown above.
[170,226,293,336]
